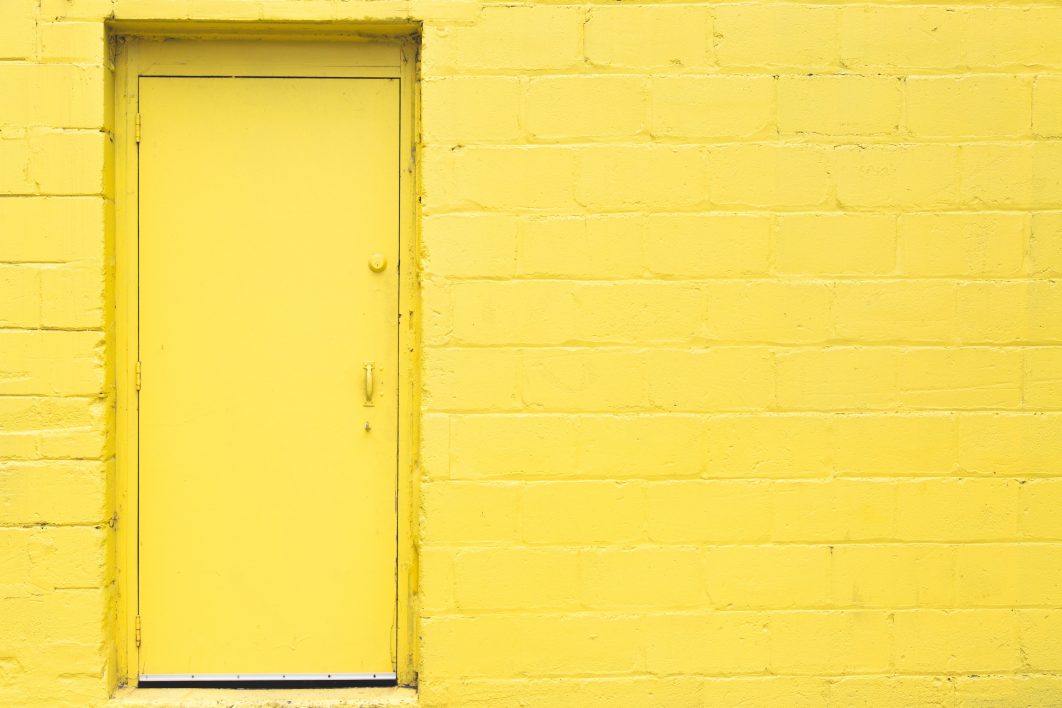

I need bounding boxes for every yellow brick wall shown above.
[2,1,1062,706]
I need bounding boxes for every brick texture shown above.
[2,1,1062,707]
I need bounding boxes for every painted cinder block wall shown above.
[2,0,1062,706]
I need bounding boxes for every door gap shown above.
[138,678,398,689]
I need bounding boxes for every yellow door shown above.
[137,76,399,680]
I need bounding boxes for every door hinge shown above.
[135,113,141,144]
[135,615,142,647]
[135,361,142,392]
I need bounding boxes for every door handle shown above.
[364,362,375,406]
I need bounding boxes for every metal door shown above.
[137,76,399,681]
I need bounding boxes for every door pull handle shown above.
[364,362,375,407]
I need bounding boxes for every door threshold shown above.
[109,685,416,707]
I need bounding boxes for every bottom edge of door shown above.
[139,672,397,682]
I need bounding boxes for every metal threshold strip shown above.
[139,672,397,683]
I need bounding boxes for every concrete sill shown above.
[109,686,417,708]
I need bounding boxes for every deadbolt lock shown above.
[368,253,387,272]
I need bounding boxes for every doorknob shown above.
[368,254,387,272]
[364,362,375,407]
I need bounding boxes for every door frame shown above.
[113,33,419,687]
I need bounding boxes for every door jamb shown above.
[112,33,420,688]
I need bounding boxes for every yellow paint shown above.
[113,37,419,689]
[2,4,1062,708]
[137,75,398,675]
